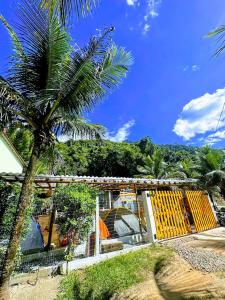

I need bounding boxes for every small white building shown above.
[0,131,25,173]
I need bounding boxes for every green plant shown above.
[137,148,167,179]
[0,180,33,273]
[52,184,96,257]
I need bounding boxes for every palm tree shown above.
[197,147,225,198]
[137,149,167,179]
[166,158,200,179]
[0,1,131,297]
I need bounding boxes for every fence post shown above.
[108,191,112,209]
[95,194,100,256]
[207,194,218,223]
[142,191,156,243]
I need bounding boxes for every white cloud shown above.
[183,64,200,72]
[202,129,225,145]
[106,120,135,142]
[126,0,161,35]
[173,88,225,141]
[142,24,150,35]
[145,0,161,20]
[191,65,200,72]
[126,0,138,6]
[142,0,161,34]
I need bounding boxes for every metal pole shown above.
[134,184,143,237]
[108,191,112,209]
[95,194,100,256]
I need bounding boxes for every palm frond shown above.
[46,27,132,120]
[137,165,152,175]
[0,15,25,59]
[0,76,36,128]
[208,25,225,56]
[100,45,133,89]
[53,116,105,140]
[8,0,71,100]
[41,0,100,24]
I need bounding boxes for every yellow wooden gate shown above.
[150,191,190,240]
[186,191,217,232]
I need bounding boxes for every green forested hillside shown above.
[6,128,225,200]
[7,128,223,180]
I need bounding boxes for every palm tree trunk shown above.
[0,137,42,300]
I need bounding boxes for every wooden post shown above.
[45,204,56,251]
[95,195,100,256]
[142,191,156,243]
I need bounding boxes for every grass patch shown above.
[57,245,173,300]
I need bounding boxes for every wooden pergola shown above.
[0,173,198,191]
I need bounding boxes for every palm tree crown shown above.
[137,149,167,179]
[0,0,132,149]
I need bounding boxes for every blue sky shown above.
[1,1,225,146]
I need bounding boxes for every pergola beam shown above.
[0,173,198,191]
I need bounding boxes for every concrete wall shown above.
[0,135,23,173]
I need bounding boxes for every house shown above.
[0,131,25,173]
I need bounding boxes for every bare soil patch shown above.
[114,254,225,300]
[10,276,61,300]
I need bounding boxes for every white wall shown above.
[0,135,23,173]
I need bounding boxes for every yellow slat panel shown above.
[186,191,217,232]
[150,191,189,240]
[166,191,178,237]
[168,192,179,236]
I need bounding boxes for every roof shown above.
[0,173,198,191]
[0,132,26,167]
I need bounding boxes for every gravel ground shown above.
[161,236,225,273]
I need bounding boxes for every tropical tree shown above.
[137,149,167,179]
[136,136,155,156]
[166,158,200,179]
[0,1,131,297]
[197,147,225,198]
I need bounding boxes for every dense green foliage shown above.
[0,180,20,239]
[7,127,225,198]
[0,180,35,270]
[53,184,96,246]
[55,140,144,177]
[0,180,45,240]
[57,245,173,300]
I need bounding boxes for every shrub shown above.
[52,183,96,257]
